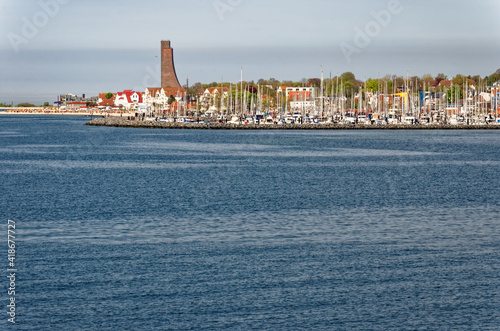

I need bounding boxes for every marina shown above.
[54,70,500,128]
[3,0,500,328]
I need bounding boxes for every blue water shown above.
[1,115,499,330]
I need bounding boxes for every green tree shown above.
[486,73,500,85]
[436,73,448,80]
[168,95,176,105]
[17,103,35,107]
[471,75,483,86]
[341,72,356,83]
[105,93,114,99]
[394,76,405,87]
[365,79,380,92]
[203,82,219,88]
[447,85,463,104]
[421,74,434,83]
[342,81,357,97]
[43,102,50,107]
[386,81,395,94]
[410,76,422,91]
[268,78,279,89]
[188,82,203,96]
[452,74,466,87]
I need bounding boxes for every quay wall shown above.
[85,117,500,130]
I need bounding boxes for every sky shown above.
[1,0,499,104]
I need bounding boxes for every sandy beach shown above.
[0,109,134,117]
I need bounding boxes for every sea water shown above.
[1,115,499,330]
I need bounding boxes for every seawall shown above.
[85,117,500,130]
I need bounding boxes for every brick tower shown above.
[161,40,181,88]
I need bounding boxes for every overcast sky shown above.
[1,0,499,104]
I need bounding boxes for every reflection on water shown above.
[18,205,500,245]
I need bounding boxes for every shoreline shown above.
[0,111,134,117]
[85,117,500,130]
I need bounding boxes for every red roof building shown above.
[115,90,143,109]
[98,93,116,107]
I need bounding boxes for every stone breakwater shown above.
[86,117,500,130]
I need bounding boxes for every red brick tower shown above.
[161,40,181,88]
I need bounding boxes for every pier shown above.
[86,117,500,130]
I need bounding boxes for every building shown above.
[66,102,88,112]
[277,86,291,94]
[58,93,98,107]
[143,87,186,112]
[97,93,116,107]
[285,87,317,111]
[199,87,230,111]
[161,40,181,88]
[114,90,143,110]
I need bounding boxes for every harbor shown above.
[4,0,500,329]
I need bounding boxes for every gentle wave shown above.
[17,205,500,245]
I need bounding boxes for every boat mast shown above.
[240,68,243,117]
[320,66,324,116]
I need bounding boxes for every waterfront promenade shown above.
[86,117,500,130]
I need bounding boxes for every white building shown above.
[143,87,185,112]
[114,90,143,110]
[285,87,317,111]
[199,87,229,111]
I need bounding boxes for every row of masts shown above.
[168,70,499,121]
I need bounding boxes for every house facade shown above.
[199,87,229,111]
[114,90,143,110]
[285,87,317,111]
[97,93,116,107]
[143,87,186,112]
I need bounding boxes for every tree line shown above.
[184,68,500,100]
[4,69,498,107]
[0,102,51,107]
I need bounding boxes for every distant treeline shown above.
[185,68,500,97]
[0,102,51,108]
